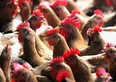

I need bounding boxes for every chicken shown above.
[80,26,106,56]
[56,70,75,82]
[50,57,75,82]
[12,62,38,82]
[0,68,6,82]
[18,0,33,22]
[29,9,53,50]
[16,22,53,61]
[66,0,89,18]
[0,45,11,82]
[81,9,104,41]
[50,0,70,20]
[61,15,88,50]
[103,43,116,81]
[16,22,48,67]
[95,67,111,82]
[38,1,61,27]
[0,0,19,32]
[46,29,69,58]
[63,48,95,82]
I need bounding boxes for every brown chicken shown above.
[0,0,19,32]
[16,22,47,67]
[29,8,53,51]
[103,43,116,81]
[0,45,11,82]
[50,57,75,82]
[12,62,38,82]
[17,22,52,59]
[50,0,70,20]
[80,26,106,56]
[0,68,6,82]
[38,1,61,27]
[46,29,69,58]
[63,48,95,82]
[60,15,88,50]
[81,9,104,41]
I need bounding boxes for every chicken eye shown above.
[55,64,62,69]
[66,26,70,29]
[56,7,60,10]
[69,57,74,61]
[110,50,113,54]
[52,35,56,38]
[21,72,27,77]
[43,9,47,12]
[32,17,38,22]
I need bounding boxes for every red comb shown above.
[62,16,81,27]
[106,0,112,7]
[96,67,110,77]
[50,0,67,8]
[32,9,44,17]
[47,29,60,35]
[63,48,80,59]
[56,70,69,82]
[71,9,80,16]
[104,42,116,51]
[38,1,50,9]
[94,9,104,19]
[17,22,30,31]
[50,57,64,66]
[12,62,23,74]
[91,26,102,33]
